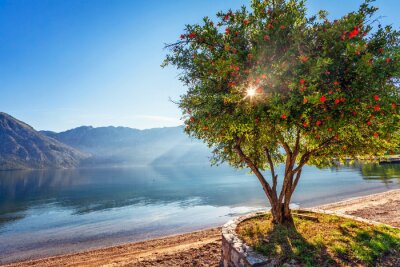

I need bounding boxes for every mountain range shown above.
[0,112,210,170]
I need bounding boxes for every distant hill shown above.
[0,112,211,170]
[0,112,89,170]
[41,125,211,167]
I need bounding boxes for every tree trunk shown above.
[234,137,305,227]
[271,201,294,226]
[270,171,297,226]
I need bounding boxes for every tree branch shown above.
[280,139,292,157]
[293,135,336,173]
[293,129,301,158]
[264,147,278,191]
[235,137,277,205]
[164,40,188,49]
[291,169,302,194]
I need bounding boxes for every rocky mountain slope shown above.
[0,112,88,170]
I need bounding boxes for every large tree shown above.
[163,0,400,225]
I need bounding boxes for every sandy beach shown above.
[3,189,400,267]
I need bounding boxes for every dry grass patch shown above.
[237,212,400,266]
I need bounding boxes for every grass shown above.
[236,212,400,266]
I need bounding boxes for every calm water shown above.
[0,163,399,263]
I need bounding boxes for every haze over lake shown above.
[1,162,399,264]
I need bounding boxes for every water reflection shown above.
[1,163,400,225]
[0,163,399,263]
[359,163,400,181]
[0,166,264,229]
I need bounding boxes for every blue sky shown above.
[0,0,398,131]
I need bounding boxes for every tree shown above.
[163,0,400,225]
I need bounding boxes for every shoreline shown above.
[2,189,400,267]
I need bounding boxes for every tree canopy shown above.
[163,0,400,224]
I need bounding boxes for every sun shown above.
[246,87,256,98]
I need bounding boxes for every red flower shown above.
[328,128,332,132]
[374,132,379,137]
[392,103,397,109]
[190,117,195,123]
[261,74,267,79]
[228,81,236,87]
[300,56,308,62]
[264,35,270,41]
[373,105,380,111]
[281,114,287,119]
[319,95,327,103]
[316,120,322,126]
[355,50,361,55]
[243,19,249,25]
[280,25,285,29]
[348,27,359,39]
[367,121,371,125]
[303,97,308,104]
[386,58,392,63]
[256,87,263,93]
[180,34,185,39]
[299,79,305,85]
[352,111,357,116]
[188,32,196,39]
[325,71,331,75]
[333,81,339,86]
[328,91,333,95]
[225,27,230,34]
[267,23,274,29]
[303,122,308,127]
[373,95,379,101]
[334,99,340,104]
[340,97,345,102]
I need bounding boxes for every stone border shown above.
[220,208,398,267]
[221,211,273,267]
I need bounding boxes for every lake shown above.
[0,163,399,264]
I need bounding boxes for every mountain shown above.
[41,125,211,167]
[0,112,89,170]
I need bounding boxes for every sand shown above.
[3,189,400,267]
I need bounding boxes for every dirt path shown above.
[318,189,400,228]
[3,189,400,267]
